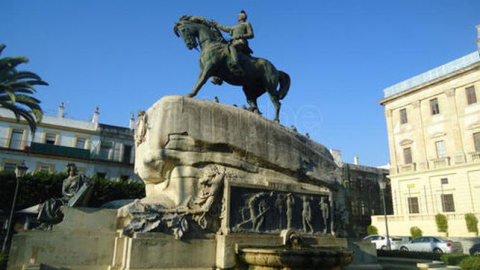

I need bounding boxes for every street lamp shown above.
[378,176,391,251]
[2,161,28,253]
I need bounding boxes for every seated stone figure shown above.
[37,163,92,227]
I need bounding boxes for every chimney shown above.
[129,113,135,130]
[92,106,99,123]
[329,149,343,167]
[58,103,65,118]
[354,155,359,165]
[477,25,480,53]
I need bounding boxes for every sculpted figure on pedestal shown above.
[37,163,92,228]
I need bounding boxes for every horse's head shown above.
[174,17,199,50]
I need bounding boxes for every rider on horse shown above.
[214,10,254,74]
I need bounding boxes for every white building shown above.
[372,26,480,237]
[0,104,138,181]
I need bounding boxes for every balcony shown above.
[29,142,90,159]
[399,163,416,173]
[470,151,480,162]
[431,157,450,169]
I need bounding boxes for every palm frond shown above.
[0,45,46,132]
[10,71,43,81]
[0,102,38,132]
[0,56,29,71]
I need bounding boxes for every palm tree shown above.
[0,44,47,132]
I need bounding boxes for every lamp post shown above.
[2,161,28,253]
[378,176,391,250]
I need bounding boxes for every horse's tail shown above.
[277,71,290,100]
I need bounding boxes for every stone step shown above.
[417,260,445,269]
[379,257,443,270]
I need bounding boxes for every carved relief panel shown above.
[228,186,331,234]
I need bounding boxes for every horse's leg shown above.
[243,87,261,114]
[267,88,281,123]
[185,64,213,98]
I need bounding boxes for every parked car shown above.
[362,234,400,250]
[399,236,462,254]
[470,243,480,256]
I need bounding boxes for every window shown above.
[3,162,17,172]
[123,145,132,163]
[435,141,446,158]
[113,143,122,161]
[9,129,24,149]
[99,141,112,160]
[441,178,448,185]
[441,194,455,212]
[38,165,51,173]
[75,138,86,149]
[77,167,87,175]
[36,162,54,173]
[474,132,480,152]
[412,237,423,243]
[408,197,419,214]
[400,108,408,124]
[404,147,412,164]
[45,133,57,145]
[430,98,440,115]
[466,86,477,105]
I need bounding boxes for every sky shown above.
[1,0,479,167]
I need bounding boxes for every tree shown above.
[0,44,47,132]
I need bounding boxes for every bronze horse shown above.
[174,16,290,122]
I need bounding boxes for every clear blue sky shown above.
[1,0,479,167]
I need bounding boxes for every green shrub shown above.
[465,213,479,234]
[377,250,441,260]
[435,213,448,233]
[441,253,469,266]
[0,171,145,211]
[410,226,423,238]
[459,256,480,270]
[88,176,145,207]
[0,251,8,270]
[367,225,378,235]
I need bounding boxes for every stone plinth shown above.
[135,96,340,201]
[8,208,118,270]
[9,95,352,270]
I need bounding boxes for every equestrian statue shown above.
[174,11,290,123]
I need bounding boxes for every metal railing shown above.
[470,151,480,161]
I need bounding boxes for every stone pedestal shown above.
[9,96,352,270]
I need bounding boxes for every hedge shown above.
[441,253,470,266]
[0,171,145,212]
[459,256,480,270]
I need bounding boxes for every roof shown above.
[383,51,480,99]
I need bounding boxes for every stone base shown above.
[109,232,217,270]
[9,207,352,270]
[8,207,118,270]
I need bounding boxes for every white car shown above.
[363,234,398,250]
[399,236,463,254]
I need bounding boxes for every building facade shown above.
[0,104,138,181]
[330,150,391,238]
[373,26,480,237]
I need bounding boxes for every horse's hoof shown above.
[185,93,195,98]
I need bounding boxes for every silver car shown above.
[362,234,399,250]
[399,236,462,254]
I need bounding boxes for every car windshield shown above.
[435,237,448,242]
